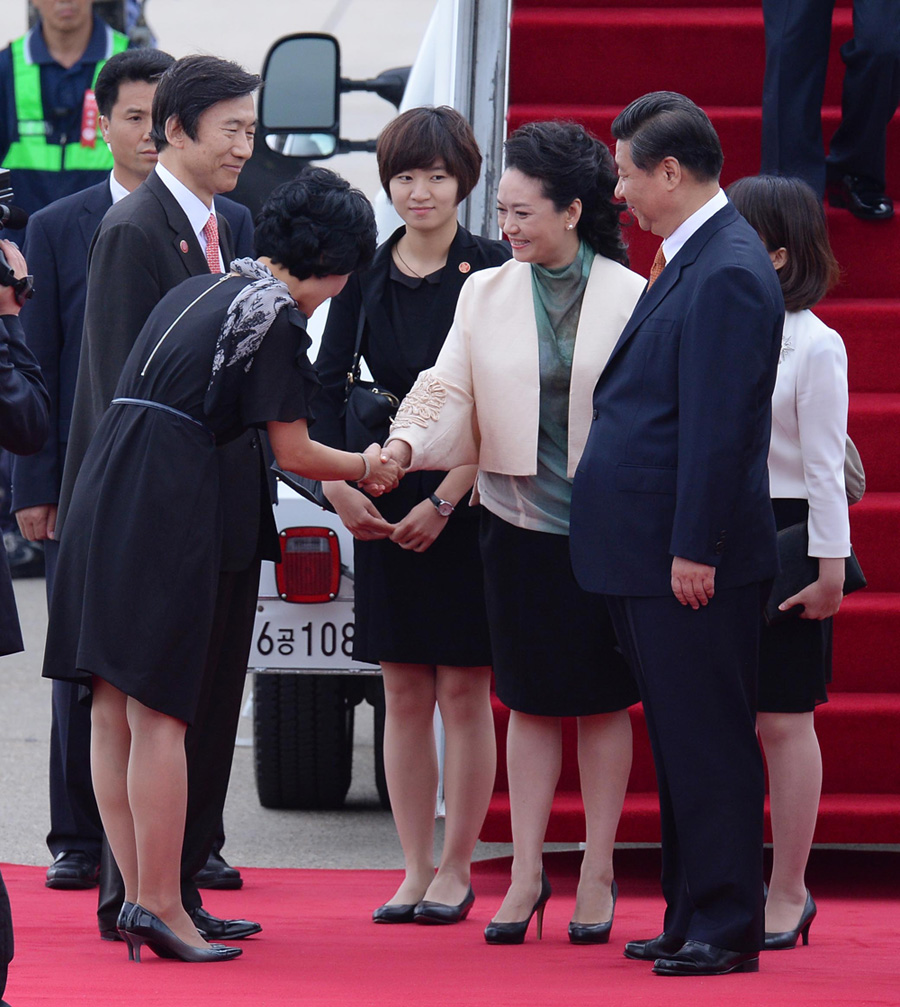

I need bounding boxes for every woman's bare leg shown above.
[90,677,138,903]
[424,665,495,905]
[380,662,439,905]
[491,712,561,923]
[758,710,821,932]
[572,709,632,923]
[125,697,206,947]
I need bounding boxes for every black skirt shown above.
[758,498,832,712]
[351,471,492,667]
[479,508,639,717]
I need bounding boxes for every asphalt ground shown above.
[0,0,532,875]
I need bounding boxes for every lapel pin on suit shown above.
[459,261,471,273]
[180,240,189,254]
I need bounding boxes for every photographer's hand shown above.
[0,239,28,315]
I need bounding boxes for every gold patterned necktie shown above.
[202,213,221,274]
[647,244,666,289]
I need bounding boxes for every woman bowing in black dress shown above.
[42,168,395,963]
[314,108,510,924]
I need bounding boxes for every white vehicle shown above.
[245,1,507,810]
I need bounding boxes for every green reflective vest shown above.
[2,26,129,173]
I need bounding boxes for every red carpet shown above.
[3,852,899,1006]
[484,0,900,846]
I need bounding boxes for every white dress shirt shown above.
[108,170,130,205]
[154,163,223,271]
[662,188,728,264]
[768,309,851,558]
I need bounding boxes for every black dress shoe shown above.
[828,174,894,220]
[764,890,817,950]
[126,905,242,963]
[189,906,261,939]
[623,931,683,961]
[45,851,100,890]
[414,886,475,925]
[192,850,243,890]
[652,940,759,976]
[372,902,418,924]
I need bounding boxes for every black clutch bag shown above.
[764,521,866,625]
[271,464,335,512]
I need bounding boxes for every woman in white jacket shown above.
[729,174,850,952]
[385,122,646,944]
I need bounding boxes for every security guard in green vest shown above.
[0,0,130,238]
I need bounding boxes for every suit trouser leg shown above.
[0,868,12,1000]
[97,562,260,930]
[826,0,900,188]
[45,541,103,860]
[761,0,835,196]
[606,586,765,953]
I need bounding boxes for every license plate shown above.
[249,600,378,671]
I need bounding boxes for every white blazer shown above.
[768,309,851,558]
[389,254,645,482]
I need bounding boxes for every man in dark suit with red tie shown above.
[570,92,784,977]
[55,53,267,944]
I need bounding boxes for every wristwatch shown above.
[429,493,455,517]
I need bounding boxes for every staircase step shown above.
[507,105,900,204]
[832,593,900,692]
[514,0,852,8]
[509,8,853,108]
[847,395,900,494]
[481,791,900,845]
[818,301,900,394]
[815,693,900,794]
[849,494,900,593]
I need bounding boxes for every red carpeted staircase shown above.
[482,0,900,845]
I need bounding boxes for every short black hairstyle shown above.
[503,120,629,266]
[377,106,482,202]
[95,48,175,118]
[150,55,260,151]
[727,174,840,311]
[611,91,723,182]
[254,166,377,281]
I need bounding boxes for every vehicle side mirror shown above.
[260,33,341,159]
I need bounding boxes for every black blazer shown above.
[313,224,511,449]
[570,202,784,596]
[56,170,272,569]
[0,314,49,654]
[12,179,253,514]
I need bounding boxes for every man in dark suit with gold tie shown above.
[570,92,784,977]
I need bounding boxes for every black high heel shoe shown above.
[764,890,817,950]
[125,904,242,962]
[568,879,617,945]
[414,885,475,924]
[484,870,552,945]
[372,902,418,924]
[117,901,136,960]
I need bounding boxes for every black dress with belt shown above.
[314,225,511,666]
[42,273,317,722]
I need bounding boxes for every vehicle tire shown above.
[253,673,354,810]
[367,678,391,810]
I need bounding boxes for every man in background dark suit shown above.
[0,236,51,1007]
[55,53,266,943]
[761,0,899,220]
[12,48,252,894]
[570,92,784,977]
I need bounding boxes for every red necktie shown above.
[647,244,666,289]
[202,213,221,273]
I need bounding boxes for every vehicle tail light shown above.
[276,527,341,603]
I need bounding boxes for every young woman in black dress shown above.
[42,169,396,962]
[314,108,510,924]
